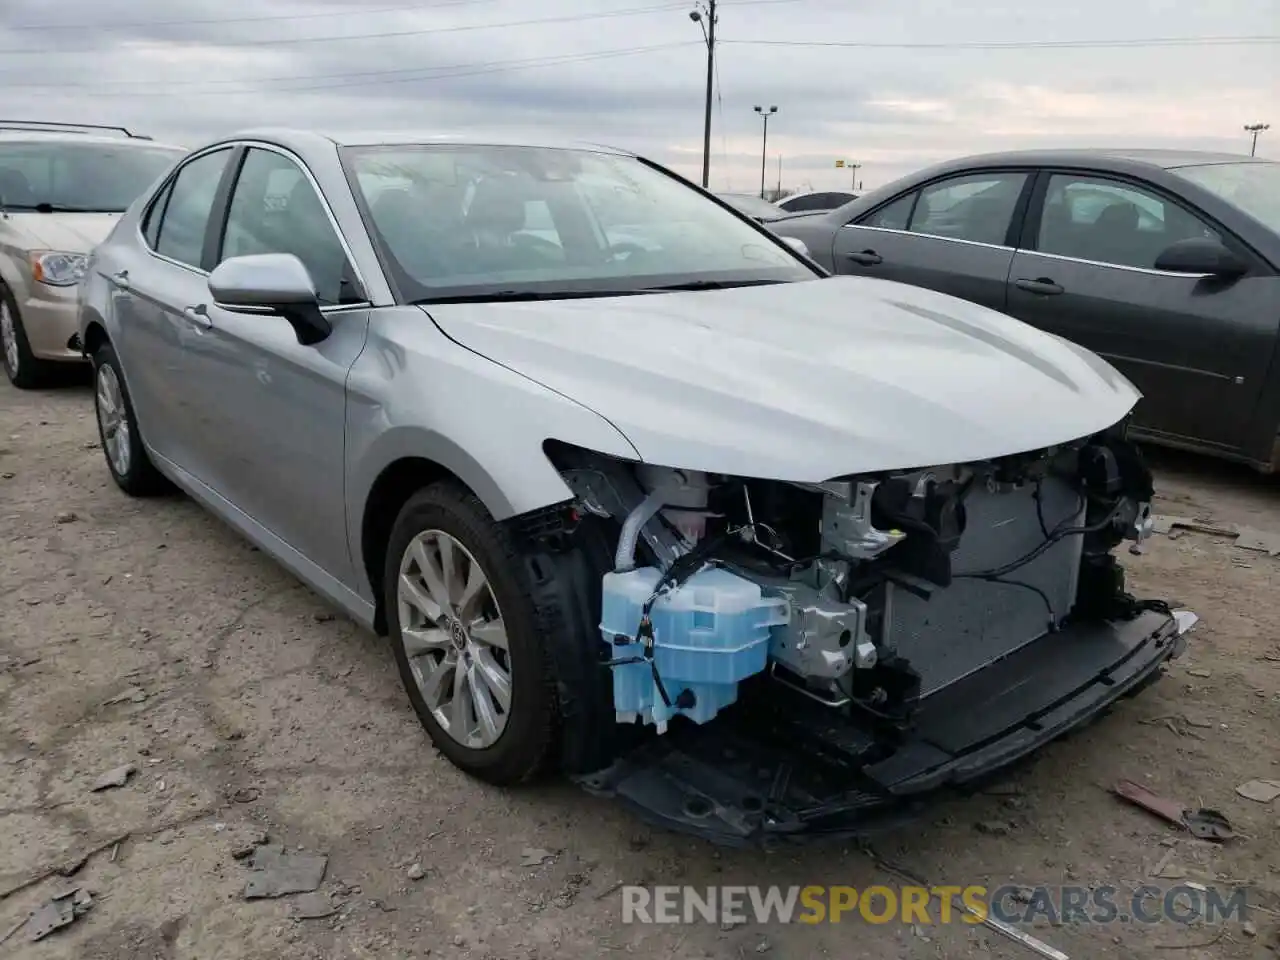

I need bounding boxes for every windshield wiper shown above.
[639,279,788,292]
[412,289,650,305]
[31,203,118,213]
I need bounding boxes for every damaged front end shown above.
[522,425,1193,844]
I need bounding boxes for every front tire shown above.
[385,482,558,785]
[0,283,58,389]
[91,341,170,497]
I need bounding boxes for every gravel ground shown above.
[2,375,1278,960]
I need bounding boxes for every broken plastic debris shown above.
[1171,610,1199,636]
[1235,779,1280,804]
[24,887,93,942]
[519,847,555,867]
[1111,779,1234,842]
[103,687,147,706]
[242,844,328,899]
[1150,515,1237,537]
[90,763,137,792]
[1235,526,1280,557]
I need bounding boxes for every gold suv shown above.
[0,121,184,388]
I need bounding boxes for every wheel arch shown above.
[354,427,587,634]
[81,313,110,357]
[358,454,467,634]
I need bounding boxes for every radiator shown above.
[885,476,1085,698]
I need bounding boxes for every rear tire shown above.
[91,341,170,497]
[0,283,59,390]
[384,482,558,785]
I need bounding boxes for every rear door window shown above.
[154,148,234,268]
[859,192,916,230]
[907,172,1028,246]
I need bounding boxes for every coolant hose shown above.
[615,487,668,571]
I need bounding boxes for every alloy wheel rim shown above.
[396,529,512,749]
[0,302,18,375]
[95,363,131,477]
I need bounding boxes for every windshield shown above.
[0,141,184,213]
[343,143,815,302]
[1173,160,1280,235]
[716,193,786,221]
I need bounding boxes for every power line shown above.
[0,2,691,56]
[722,34,1280,50]
[1,0,498,32]
[20,42,703,98]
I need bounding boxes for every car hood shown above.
[4,212,122,253]
[423,275,1140,481]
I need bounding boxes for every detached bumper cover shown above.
[579,610,1183,845]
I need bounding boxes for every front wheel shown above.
[384,482,558,785]
[1,284,58,389]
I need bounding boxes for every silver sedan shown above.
[78,128,1182,843]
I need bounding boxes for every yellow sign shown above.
[835,160,845,168]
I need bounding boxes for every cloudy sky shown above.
[1,0,1275,192]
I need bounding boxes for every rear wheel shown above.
[91,341,170,496]
[0,283,58,389]
[384,482,558,784]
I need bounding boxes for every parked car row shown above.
[770,149,1280,473]
[61,123,1197,843]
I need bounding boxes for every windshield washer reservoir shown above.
[602,566,787,733]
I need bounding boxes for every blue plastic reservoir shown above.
[601,566,788,732]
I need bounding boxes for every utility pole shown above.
[754,105,777,199]
[776,154,782,198]
[689,1,717,188]
[1245,122,1270,157]
[848,162,861,192]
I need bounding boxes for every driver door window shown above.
[218,148,359,305]
[1036,174,1221,270]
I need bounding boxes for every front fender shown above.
[344,308,643,595]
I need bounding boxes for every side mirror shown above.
[780,236,810,258]
[1153,237,1248,279]
[208,253,332,345]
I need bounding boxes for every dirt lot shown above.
[2,375,1278,960]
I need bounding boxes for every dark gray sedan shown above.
[774,149,1280,472]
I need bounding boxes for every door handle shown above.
[846,249,883,266]
[107,269,130,291]
[1014,277,1064,296]
[182,304,212,328]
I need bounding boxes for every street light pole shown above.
[754,105,777,199]
[689,1,717,189]
[847,162,861,192]
[1245,122,1270,157]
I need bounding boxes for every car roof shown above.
[931,147,1263,173]
[217,127,637,157]
[785,189,856,197]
